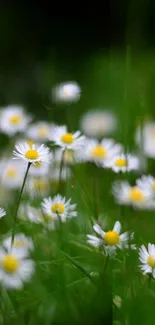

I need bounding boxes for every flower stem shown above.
[148,273,152,288]
[58,150,65,191]
[11,162,31,244]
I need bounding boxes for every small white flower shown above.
[80,138,122,166]
[87,221,134,255]
[136,175,155,195]
[113,295,122,308]
[80,109,117,137]
[0,159,25,189]
[104,153,139,172]
[139,244,155,278]
[135,121,155,158]
[50,125,85,151]
[52,81,81,103]
[13,142,51,165]
[0,247,35,289]
[0,105,31,136]
[42,194,77,222]
[25,176,50,198]
[26,121,55,142]
[112,181,154,209]
[0,208,6,219]
[3,234,34,255]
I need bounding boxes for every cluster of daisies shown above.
[1,81,155,289]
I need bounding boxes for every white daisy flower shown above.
[112,181,154,209]
[25,176,50,198]
[13,142,51,165]
[3,234,34,255]
[136,175,155,195]
[26,121,55,142]
[135,121,155,158]
[42,194,77,222]
[139,244,155,278]
[80,109,117,137]
[52,81,81,103]
[0,159,25,189]
[0,247,35,289]
[80,138,122,166]
[0,105,31,136]
[50,125,85,151]
[0,208,6,219]
[104,153,139,172]
[87,221,134,255]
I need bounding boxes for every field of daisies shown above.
[1,57,155,324]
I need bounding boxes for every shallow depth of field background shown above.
[1,1,155,324]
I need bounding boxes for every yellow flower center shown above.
[26,140,34,148]
[6,167,16,178]
[91,145,107,159]
[34,161,42,167]
[51,203,65,214]
[115,158,127,167]
[104,231,120,246]
[14,240,25,247]
[38,127,48,137]
[61,133,74,144]
[1,255,19,273]
[25,149,39,160]
[10,115,21,125]
[129,187,144,201]
[32,179,47,191]
[147,255,155,268]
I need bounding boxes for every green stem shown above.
[148,273,152,288]
[104,254,110,273]
[58,150,65,192]
[11,162,31,244]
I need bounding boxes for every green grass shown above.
[1,51,155,324]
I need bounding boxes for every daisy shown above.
[112,181,154,209]
[104,153,139,172]
[3,233,34,255]
[136,175,155,196]
[0,207,6,219]
[25,176,50,198]
[13,142,51,165]
[42,194,77,222]
[0,247,35,289]
[0,159,25,189]
[80,138,122,166]
[0,105,31,136]
[87,221,134,255]
[50,125,85,151]
[52,81,81,103]
[80,109,117,137]
[26,121,55,142]
[139,244,155,278]
[135,121,155,158]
